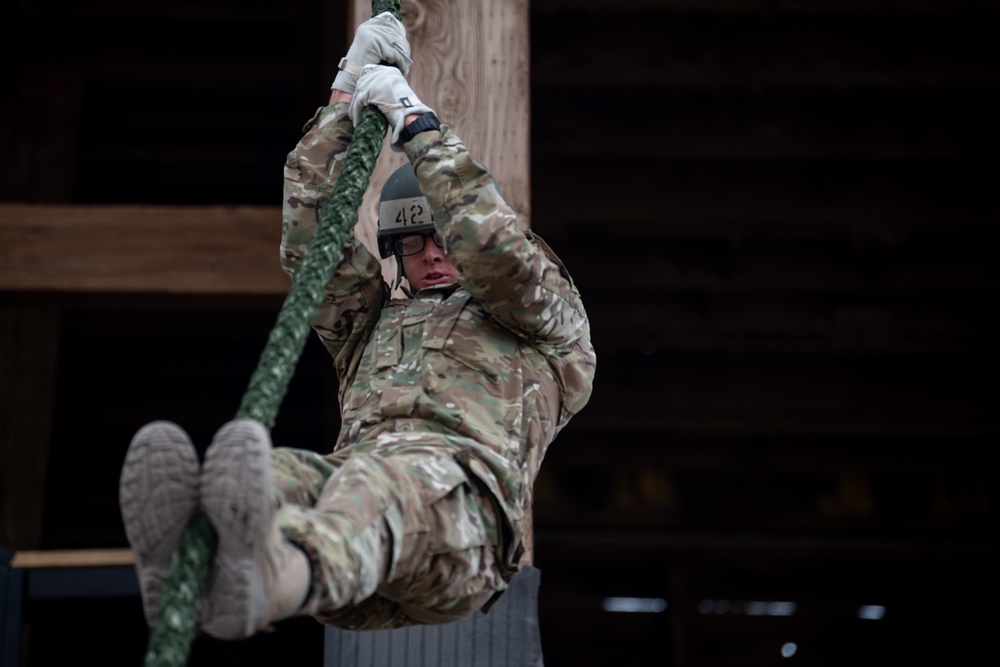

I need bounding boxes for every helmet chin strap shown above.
[393,253,414,296]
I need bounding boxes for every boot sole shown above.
[119,420,200,626]
[200,418,274,639]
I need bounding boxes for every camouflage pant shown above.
[270,442,508,630]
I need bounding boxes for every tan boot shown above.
[118,420,200,627]
[199,418,310,640]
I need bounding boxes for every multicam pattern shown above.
[277,102,596,628]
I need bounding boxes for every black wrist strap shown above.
[399,112,441,145]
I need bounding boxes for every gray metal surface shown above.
[325,566,543,667]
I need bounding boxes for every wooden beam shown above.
[350,0,531,289]
[10,549,133,569]
[557,235,997,295]
[536,89,994,162]
[533,12,1000,90]
[532,160,995,242]
[0,204,288,295]
[563,352,1000,438]
[581,293,998,354]
[533,0,998,14]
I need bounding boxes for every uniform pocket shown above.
[416,457,500,554]
[425,298,518,385]
[378,452,497,557]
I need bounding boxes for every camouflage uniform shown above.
[274,102,595,630]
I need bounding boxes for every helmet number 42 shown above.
[396,204,427,226]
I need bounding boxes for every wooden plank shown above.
[532,12,1000,89]
[541,432,997,473]
[581,293,999,354]
[79,88,995,168]
[535,89,998,161]
[6,9,305,95]
[81,58,303,92]
[0,204,289,295]
[21,0,999,18]
[533,0,1000,14]
[535,465,993,534]
[350,0,532,290]
[540,421,999,532]
[13,2,298,22]
[566,352,1000,437]
[72,157,285,208]
[10,549,133,569]
[557,233,999,295]
[532,160,998,238]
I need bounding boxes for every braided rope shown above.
[142,2,401,664]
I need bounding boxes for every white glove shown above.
[331,12,413,94]
[350,64,435,151]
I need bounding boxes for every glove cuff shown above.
[331,57,364,92]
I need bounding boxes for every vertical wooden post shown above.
[349,0,532,272]
[0,38,81,552]
[0,305,60,550]
[347,0,534,563]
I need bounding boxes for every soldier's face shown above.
[400,232,459,291]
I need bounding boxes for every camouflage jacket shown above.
[280,104,596,566]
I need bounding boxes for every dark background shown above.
[2,1,999,666]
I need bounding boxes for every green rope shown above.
[142,2,401,665]
[235,100,389,428]
[142,511,215,667]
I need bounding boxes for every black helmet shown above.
[377,163,434,259]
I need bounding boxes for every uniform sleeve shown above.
[280,103,388,373]
[403,126,590,356]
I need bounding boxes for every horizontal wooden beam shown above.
[11,548,133,569]
[533,12,1000,89]
[581,293,998,354]
[13,2,300,23]
[21,0,1000,19]
[535,89,997,162]
[0,204,290,295]
[564,350,1000,438]
[533,0,999,14]
[533,160,996,239]
[558,234,998,295]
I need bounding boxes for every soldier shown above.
[119,12,595,639]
